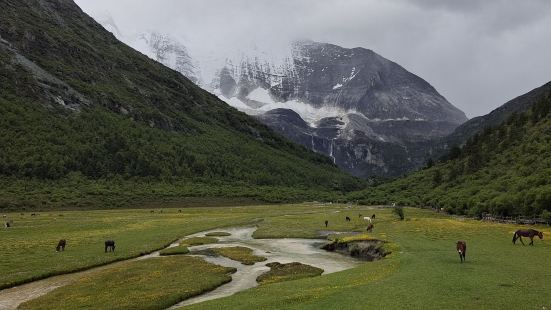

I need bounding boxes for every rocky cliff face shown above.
[133,32,201,84]
[211,41,467,178]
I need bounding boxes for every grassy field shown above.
[0,204,294,289]
[1,204,550,309]
[19,256,235,310]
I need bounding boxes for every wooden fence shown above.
[481,213,549,225]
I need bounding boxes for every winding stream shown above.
[0,227,359,309]
[169,227,359,308]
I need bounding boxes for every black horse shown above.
[512,229,543,246]
[345,216,351,222]
[105,240,116,252]
[56,239,66,252]
[371,214,376,219]
[456,241,467,263]
[324,220,328,228]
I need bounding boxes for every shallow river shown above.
[168,227,359,308]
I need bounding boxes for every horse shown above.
[358,214,362,218]
[456,241,467,263]
[178,210,182,213]
[4,222,9,228]
[371,214,376,219]
[366,224,374,232]
[345,216,351,222]
[512,229,543,246]
[324,220,328,228]
[105,240,116,253]
[56,239,66,252]
[363,216,372,224]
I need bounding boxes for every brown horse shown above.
[345,216,351,222]
[456,241,466,263]
[366,224,374,232]
[324,220,329,228]
[56,239,66,251]
[512,229,543,246]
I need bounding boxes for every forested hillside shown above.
[349,88,551,217]
[0,0,362,210]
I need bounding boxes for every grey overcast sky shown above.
[75,0,551,118]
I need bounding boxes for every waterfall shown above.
[329,139,336,164]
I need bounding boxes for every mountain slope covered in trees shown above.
[349,85,551,217]
[0,0,362,210]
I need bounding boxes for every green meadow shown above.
[1,204,550,309]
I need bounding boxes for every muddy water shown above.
[0,227,359,310]
[168,227,359,308]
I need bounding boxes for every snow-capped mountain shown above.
[98,14,466,178]
[131,32,201,84]
[210,41,468,178]
[96,17,200,84]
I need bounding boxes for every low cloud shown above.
[76,0,551,118]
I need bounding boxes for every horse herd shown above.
[54,239,116,253]
[323,214,545,263]
[3,211,546,262]
[325,213,376,230]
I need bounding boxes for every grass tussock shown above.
[159,245,190,256]
[205,231,231,237]
[256,262,323,284]
[180,237,219,246]
[212,246,267,265]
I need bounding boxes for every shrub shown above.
[393,205,405,220]
[542,210,551,225]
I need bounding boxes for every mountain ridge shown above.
[0,0,363,209]
[349,82,551,217]
[208,40,467,178]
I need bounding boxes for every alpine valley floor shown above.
[1,204,550,309]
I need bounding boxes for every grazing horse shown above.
[56,239,66,252]
[363,216,372,224]
[105,240,116,253]
[512,229,543,246]
[371,214,376,219]
[345,216,351,222]
[366,224,374,232]
[324,220,329,228]
[456,241,467,263]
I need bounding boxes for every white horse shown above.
[363,216,372,224]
